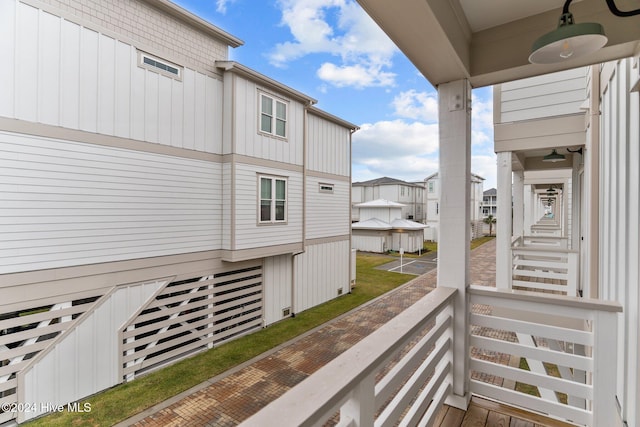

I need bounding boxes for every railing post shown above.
[592,310,620,426]
[567,252,579,297]
[340,373,375,427]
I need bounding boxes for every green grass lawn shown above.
[386,235,494,258]
[25,254,414,427]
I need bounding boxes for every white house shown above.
[351,199,426,253]
[481,188,497,218]
[0,0,356,423]
[351,177,424,222]
[423,172,485,241]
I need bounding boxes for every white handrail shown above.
[241,287,457,427]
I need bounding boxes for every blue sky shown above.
[173,0,497,189]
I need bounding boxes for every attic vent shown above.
[319,183,334,194]
[139,52,182,79]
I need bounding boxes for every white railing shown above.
[241,287,457,427]
[530,221,562,237]
[469,286,622,427]
[511,236,578,296]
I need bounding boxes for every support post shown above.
[513,170,524,238]
[437,79,470,409]
[496,151,513,290]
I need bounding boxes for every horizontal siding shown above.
[0,131,222,274]
[1,2,222,152]
[263,254,292,326]
[233,163,303,249]
[306,180,350,239]
[500,67,587,123]
[231,77,304,164]
[307,114,351,176]
[294,240,350,312]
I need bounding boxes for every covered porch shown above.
[243,0,638,425]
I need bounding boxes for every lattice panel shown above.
[0,294,103,424]
[121,266,263,380]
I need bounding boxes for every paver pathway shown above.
[121,239,496,427]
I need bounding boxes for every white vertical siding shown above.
[0,2,222,153]
[263,255,293,325]
[20,280,165,422]
[233,163,303,249]
[231,77,304,165]
[352,234,386,253]
[306,180,350,239]
[598,58,640,427]
[294,240,350,313]
[499,67,587,122]
[0,131,222,274]
[307,114,351,176]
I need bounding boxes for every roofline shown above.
[141,0,243,48]
[216,61,317,105]
[308,106,359,131]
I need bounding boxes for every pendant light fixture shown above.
[542,149,566,163]
[529,0,607,64]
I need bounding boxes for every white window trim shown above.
[138,51,182,80]
[258,175,288,224]
[258,92,288,139]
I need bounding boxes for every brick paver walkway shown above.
[121,240,497,427]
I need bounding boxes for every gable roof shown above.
[353,177,421,187]
[354,199,406,208]
[484,188,497,196]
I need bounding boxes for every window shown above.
[260,93,287,138]
[428,182,435,193]
[260,176,287,223]
[319,183,334,194]
[401,186,405,196]
[138,51,182,80]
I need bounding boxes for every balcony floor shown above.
[437,396,576,427]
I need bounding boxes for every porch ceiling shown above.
[356,0,640,88]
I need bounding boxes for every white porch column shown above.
[437,79,470,409]
[513,170,524,238]
[496,151,513,290]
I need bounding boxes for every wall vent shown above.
[337,288,343,296]
[282,307,291,317]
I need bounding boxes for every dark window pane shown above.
[261,200,271,221]
[275,201,285,221]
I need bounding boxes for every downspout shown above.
[587,64,600,299]
[291,101,312,317]
[349,127,356,292]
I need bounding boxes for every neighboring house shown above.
[351,199,426,253]
[423,172,485,241]
[0,0,356,423]
[481,188,497,218]
[351,177,424,222]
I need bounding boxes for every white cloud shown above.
[472,154,498,190]
[270,0,397,88]
[352,120,439,181]
[216,0,236,14]
[392,90,438,122]
[317,62,395,88]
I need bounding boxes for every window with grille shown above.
[260,93,287,138]
[260,176,287,223]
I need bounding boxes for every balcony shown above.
[242,238,621,427]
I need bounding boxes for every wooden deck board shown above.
[433,396,577,427]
